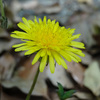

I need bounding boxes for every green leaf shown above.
[57,82,64,99]
[1,16,8,28]
[62,90,76,100]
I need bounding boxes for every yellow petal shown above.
[59,57,68,69]
[25,47,40,55]
[47,50,51,56]
[39,55,47,72]
[47,19,51,24]
[11,31,30,39]
[59,50,72,62]
[70,41,85,49]
[68,55,78,63]
[52,51,67,69]
[10,34,20,38]
[49,55,55,73]
[68,34,81,40]
[32,50,42,65]
[12,43,26,48]
[34,16,38,23]
[43,16,46,24]
[39,18,43,24]
[52,20,56,25]
[25,41,36,46]
[40,49,47,57]
[69,29,75,35]
[17,22,29,32]
[51,51,61,65]
[12,31,26,34]
[75,51,85,57]
[66,47,85,57]
[66,51,81,62]
[15,46,30,52]
[28,20,35,26]
[22,17,30,27]
[53,22,59,33]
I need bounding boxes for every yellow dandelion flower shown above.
[11,16,85,73]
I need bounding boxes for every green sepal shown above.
[62,90,76,100]
[57,82,64,99]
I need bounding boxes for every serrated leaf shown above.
[57,82,64,98]
[62,90,76,100]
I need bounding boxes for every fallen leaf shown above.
[0,39,21,53]
[10,0,38,22]
[74,91,94,100]
[38,0,58,6]
[0,53,16,80]
[46,63,74,89]
[0,28,9,39]
[84,61,100,96]
[78,0,93,5]
[90,12,100,34]
[34,3,61,14]
[2,55,50,100]
[80,51,93,65]
[49,91,59,100]
[66,61,85,85]
[69,20,96,48]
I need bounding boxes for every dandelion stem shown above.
[25,67,40,100]
[0,0,7,28]
[0,0,5,17]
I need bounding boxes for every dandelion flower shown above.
[11,16,85,73]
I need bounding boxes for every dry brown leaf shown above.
[49,91,59,100]
[66,61,85,85]
[18,54,37,80]
[0,53,15,80]
[2,55,50,100]
[38,0,58,6]
[74,91,94,100]
[78,0,93,4]
[80,51,93,65]
[10,0,38,22]
[0,39,20,53]
[34,4,61,14]
[69,20,96,48]
[0,28,9,39]
[84,61,100,96]
[46,63,74,89]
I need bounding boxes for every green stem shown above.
[0,0,5,17]
[25,67,40,100]
[0,0,7,28]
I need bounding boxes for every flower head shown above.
[11,16,85,73]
